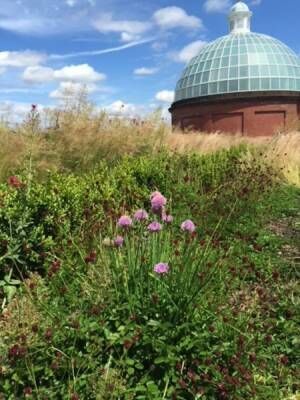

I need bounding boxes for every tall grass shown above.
[0,94,299,185]
[167,130,300,186]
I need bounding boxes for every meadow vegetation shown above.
[0,97,299,399]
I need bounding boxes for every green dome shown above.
[174,32,300,103]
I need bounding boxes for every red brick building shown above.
[170,2,300,136]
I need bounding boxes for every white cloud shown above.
[102,100,170,120]
[54,64,105,82]
[172,40,207,63]
[204,0,231,13]
[155,90,174,103]
[92,7,202,43]
[0,17,51,35]
[151,41,169,52]
[0,101,45,123]
[66,0,77,6]
[23,64,106,84]
[93,13,151,42]
[134,67,158,76]
[251,0,262,5]
[153,7,203,30]
[23,66,54,83]
[49,81,98,99]
[0,51,46,68]
[104,100,141,117]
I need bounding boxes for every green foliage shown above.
[0,148,299,399]
[0,147,247,280]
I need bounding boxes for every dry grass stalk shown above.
[0,89,298,185]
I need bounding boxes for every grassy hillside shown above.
[0,102,299,399]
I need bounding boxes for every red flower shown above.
[279,355,289,365]
[7,176,23,189]
[24,387,33,396]
[85,250,97,264]
[8,344,27,360]
[178,379,187,389]
[44,328,53,341]
[123,340,133,350]
[48,260,61,277]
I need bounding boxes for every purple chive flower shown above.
[114,236,124,248]
[150,191,162,199]
[117,215,132,229]
[181,220,196,233]
[148,221,162,233]
[154,263,169,275]
[151,192,167,214]
[134,209,149,221]
[162,214,173,224]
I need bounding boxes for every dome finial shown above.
[228,1,252,34]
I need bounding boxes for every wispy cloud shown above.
[49,38,155,60]
[134,67,158,76]
[92,13,152,43]
[204,0,231,13]
[92,7,204,43]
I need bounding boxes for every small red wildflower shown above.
[7,176,23,189]
[50,361,59,371]
[279,355,289,365]
[24,387,33,396]
[44,328,53,341]
[178,379,187,389]
[48,260,61,277]
[85,250,97,264]
[123,340,133,350]
[8,344,27,360]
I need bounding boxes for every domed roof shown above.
[231,2,250,13]
[174,6,300,103]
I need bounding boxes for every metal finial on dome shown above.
[228,1,252,34]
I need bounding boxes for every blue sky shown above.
[0,0,298,119]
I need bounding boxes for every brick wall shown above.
[171,95,300,136]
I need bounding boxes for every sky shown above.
[0,0,299,120]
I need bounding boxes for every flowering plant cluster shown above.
[111,192,197,279]
[96,190,218,324]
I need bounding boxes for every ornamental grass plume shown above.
[134,209,149,221]
[117,215,132,229]
[154,263,169,275]
[181,220,196,233]
[148,221,162,233]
